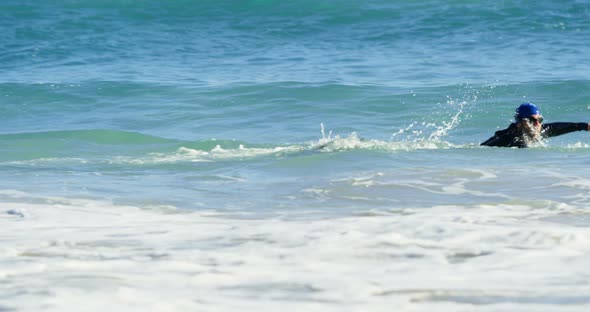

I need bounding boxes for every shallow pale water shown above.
[2,1,590,311]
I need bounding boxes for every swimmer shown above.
[481,102,590,148]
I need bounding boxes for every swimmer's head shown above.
[515,102,541,121]
[515,103,543,142]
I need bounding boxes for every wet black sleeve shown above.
[542,122,588,138]
[480,123,525,147]
[481,128,515,147]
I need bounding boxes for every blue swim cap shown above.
[515,102,540,120]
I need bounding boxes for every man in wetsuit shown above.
[481,102,590,148]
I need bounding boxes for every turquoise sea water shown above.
[2,1,590,311]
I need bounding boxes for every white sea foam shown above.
[2,124,472,168]
[312,128,457,153]
[105,130,460,165]
[106,144,307,165]
[567,142,590,148]
[4,157,89,166]
[2,192,590,311]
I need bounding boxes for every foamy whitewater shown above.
[2,1,590,311]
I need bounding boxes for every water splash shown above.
[319,122,333,143]
[428,97,468,141]
[391,85,481,143]
[313,124,457,152]
[101,122,472,165]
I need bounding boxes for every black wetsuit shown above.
[481,122,588,148]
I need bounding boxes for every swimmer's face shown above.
[517,114,543,138]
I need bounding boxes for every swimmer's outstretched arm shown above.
[542,122,589,138]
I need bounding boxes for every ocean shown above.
[2,0,590,311]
